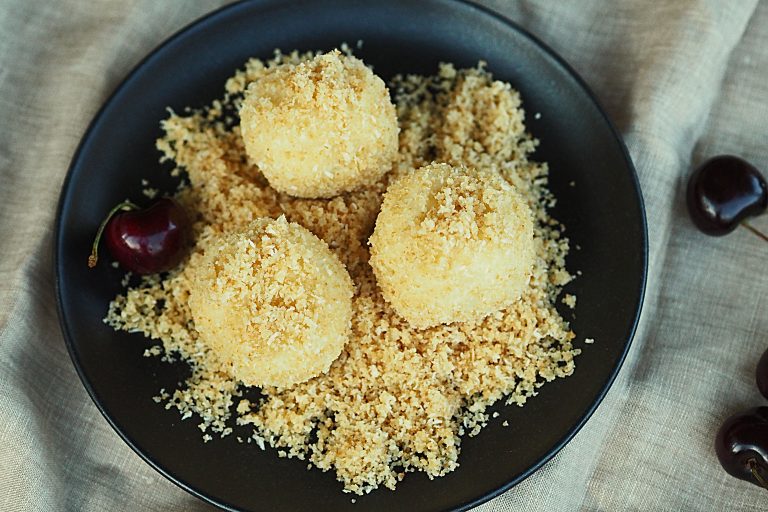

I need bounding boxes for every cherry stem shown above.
[741,221,768,244]
[749,458,768,491]
[88,200,140,268]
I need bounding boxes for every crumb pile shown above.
[187,216,353,388]
[105,50,578,495]
[369,162,535,328]
[239,50,398,198]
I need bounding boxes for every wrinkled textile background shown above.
[1,1,767,510]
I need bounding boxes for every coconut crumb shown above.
[143,345,162,357]
[120,272,132,288]
[104,50,581,495]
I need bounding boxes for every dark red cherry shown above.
[715,407,768,490]
[88,198,190,274]
[687,155,768,237]
[757,348,768,401]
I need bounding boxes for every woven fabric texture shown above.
[1,1,766,510]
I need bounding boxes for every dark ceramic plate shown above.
[54,0,647,510]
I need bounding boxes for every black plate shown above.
[54,1,647,510]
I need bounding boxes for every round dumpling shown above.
[188,216,353,388]
[369,163,535,329]
[239,50,398,198]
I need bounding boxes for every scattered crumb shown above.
[104,51,581,495]
[111,261,119,269]
[502,420,509,427]
[569,180,575,187]
[143,345,163,357]
[236,399,251,414]
[151,389,169,404]
[139,179,159,198]
[562,294,577,309]
[534,112,541,120]
[252,433,266,451]
[585,338,595,344]
[492,411,500,418]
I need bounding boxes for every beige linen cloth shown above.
[1,0,767,510]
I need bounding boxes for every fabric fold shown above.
[1,1,767,510]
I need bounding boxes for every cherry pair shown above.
[714,351,768,491]
[88,197,190,274]
[687,155,768,490]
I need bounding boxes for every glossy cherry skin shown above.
[715,407,768,489]
[757,348,768,401]
[105,198,190,274]
[687,155,768,235]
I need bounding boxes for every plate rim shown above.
[53,0,648,510]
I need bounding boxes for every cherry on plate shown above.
[88,197,190,275]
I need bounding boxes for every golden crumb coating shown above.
[369,162,535,328]
[239,50,398,198]
[187,216,353,388]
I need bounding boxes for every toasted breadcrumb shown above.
[104,51,579,495]
[143,345,162,357]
